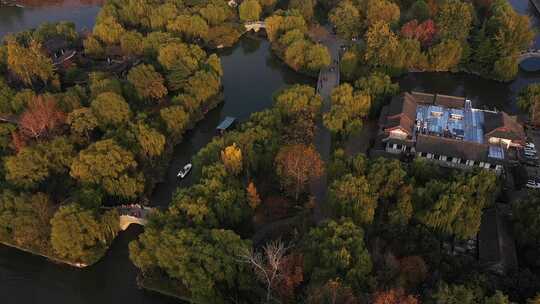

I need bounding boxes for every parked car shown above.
[527,142,535,148]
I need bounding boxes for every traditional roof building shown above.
[376,92,526,173]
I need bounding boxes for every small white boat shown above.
[177,163,192,178]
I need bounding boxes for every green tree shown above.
[70,139,144,199]
[435,0,474,42]
[431,283,477,304]
[239,0,262,22]
[160,105,189,140]
[6,38,55,86]
[364,21,399,68]
[135,122,166,158]
[120,30,144,57]
[93,16,125,45]
[167,15,209,41]
[90,92,131,129]
[329,174,377,224]
[428,39,463,71]
[67,107,98,141]
[323,83,371,136]
[518,84,540,126]
[129,228,254,303]
[366,0,400,27]
[304,220,373,290]
[289,0,316,23]
[50,204,119,264]
[329,1,362,40]
[127,64,167,101]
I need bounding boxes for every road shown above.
[311,30,342,223]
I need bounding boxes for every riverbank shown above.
[137,272,194,303]
[0,241,88,268]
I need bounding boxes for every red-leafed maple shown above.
[400,19,437,47]
[18,95,65,140]
[373,288,420,304]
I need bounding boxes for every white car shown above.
[177,163,192,178]
[527,142,535,148]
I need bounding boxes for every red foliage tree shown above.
[400,19,437,47]
[18,95,65,140]
[372,289,420,304]
[399,256,428,289]
[11,130,27,152]
[274,253,304,303]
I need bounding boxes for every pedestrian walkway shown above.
[311,29,342,223]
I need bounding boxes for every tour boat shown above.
[177,163,192,178]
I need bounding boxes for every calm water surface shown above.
[0,1,539,303]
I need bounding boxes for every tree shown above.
[4,137,74,188]
[305,44,331,72]
[93,16,125,45]
[90,92,131,129]
[200,4,230,26]
[239,0,262,22]
[275,144,323,200]
[246,182,261,209]
[70,139,144,199]
[127,64,167,101]
[240,240,300,303]
[275,85,322,120]
[160,105,189,139]
[120,30,144,57]
[221,143,243,175]
[135,122,166,158]
[304,220,372,291]
[435,0,474,42]
[83,35,105,58]
[329,1,362,40]
[307,279,359,304]
[19,95,66,140]
[167,15,209,41]
[6,38,55,86]
[67,107,98,141]
[50,204,119,264]
[365,0,400,27]
[289,0,316,23]
[431,283,477,304]
[398,256,428,289]
[373,289,419,304]
[400,19,437,47]
[129,228,254,304]
[324,84,371,136]
[364,21,400,68]
[428,39,463,71]
[328,174,377,225]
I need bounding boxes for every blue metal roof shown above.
[216,116,236,130]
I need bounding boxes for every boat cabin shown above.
[216,116,236,134]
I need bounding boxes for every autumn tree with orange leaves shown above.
[372,288,419,304]
[275,144,323,201]
[307,279,360,304]
[18,95,65,140]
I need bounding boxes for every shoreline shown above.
[0,241,89,268]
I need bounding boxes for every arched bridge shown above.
[518,50,540,63]
[244,21,266,32]
[110,204,158,231]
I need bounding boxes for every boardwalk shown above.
[311,30,342,223]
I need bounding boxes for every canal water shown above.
[0,1,539,303]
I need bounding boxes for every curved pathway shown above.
[518,50,540,62]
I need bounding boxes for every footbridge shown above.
[106,204,158,231]
[518,50,540,62]
[244,21,266,32]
